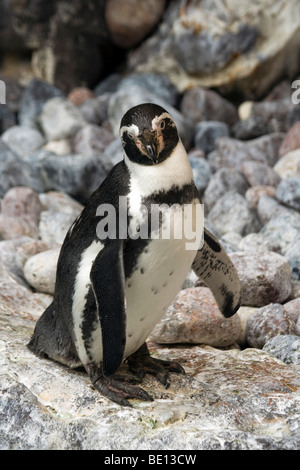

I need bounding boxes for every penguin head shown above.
[120,103,179,166]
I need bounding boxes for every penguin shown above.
[28,103,241,407]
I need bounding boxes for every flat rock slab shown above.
[1,297,300,450]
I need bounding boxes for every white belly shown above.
[124,235,197,357]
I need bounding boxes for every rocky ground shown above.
[1,0,300,451]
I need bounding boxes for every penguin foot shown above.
[127,343,185,388]
[85,364,153,407]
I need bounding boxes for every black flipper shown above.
[192,228,241,317]
[90,239,126,376]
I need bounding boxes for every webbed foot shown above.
[85,364,153,407]
[127,342,185,388]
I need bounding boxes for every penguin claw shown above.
[127,343,185,388]
[93,375,153,407]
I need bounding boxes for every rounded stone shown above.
[23,248,60,294]
[230,251,292,307]
[150,287,242,347]
[246,304,297,348]
[263,335,300,365]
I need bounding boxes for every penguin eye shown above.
[127,132,134,140]
[160,120,165,130]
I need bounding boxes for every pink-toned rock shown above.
[283,298,300,326]
[245,185,276,209]
[246,303,297,348]
[105,0,167,48]
[279,121,300,157]
[0,214,39,240]
[230,251,292,307]
[67,87,95,106]
[1,186,42,225]
[150,287,241,347]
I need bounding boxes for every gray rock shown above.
[180,87,238,126]
[72,124,114,156]
[245,185,276,209]
[94,73,122,95]
[207,191,260,237]
[38,210,78,246]
[276,177,300,211]
[231,251,292,307]
[150,287,241,348]
[263,335,300,365]
[188,156,211,196]
[40,97,87,141]
[260,211,300,255]
[232,116,270,140]
[34,151,111,204]
[18,78,64,129]
[241,160,281,187]
[238,232,278,253]
[0,141,44,197]
[102,138,123,168]
[0,237,34,286]
[78,94,112,125]
[283,298,300,329]
[194,121,229,154]
[250,100,300,133]
[246,304,297,348]
[203,168,249,212]
[284,239,300,280]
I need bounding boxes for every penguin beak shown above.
[138,129,159,164]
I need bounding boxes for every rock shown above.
[230,251,292,307]
[203,168,248,212]
[102,138,123,168]
[67,87,94,106]
[275,177,300,211]
[188,156,211,196]
[263,335,300,365]
[0,237,34,286]
[42,139,71,155]
[33,151,111,204]
[105,0,167,48]
[207,192,260,237]
[246,304,297,348]
[18,78,64,129]
[0,214,39,241]
[232,116,270,140]
[250,100,300,134]
[38,210,78,246]
[256,195,288,225]
[1,125,45,158]
[1,187,42,224]
[274,150,300,179]
[94,73,122,95]
[219,231,242,254]
[107,83,194,149]
[78,94,112,125]
[237,306,258,346]
[40,97,87,141]
[284,240,300,280]
[260,211,300,255]
[150,287,241,348]
[15,239,51,269]
[283,298,300,328]
[72,124,114,156]
[245,185,276,209]
[128,0,300,100]
[211,133,283,171]
[279,122,300,157]
[39,191,84,216]
[180,87,238,126]
[0,141,44,197]
[241,161,281,187]
[238,233,277,253]
[23,248,60,294]
[194,121,229,154]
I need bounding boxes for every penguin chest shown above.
[124,202,201,357]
